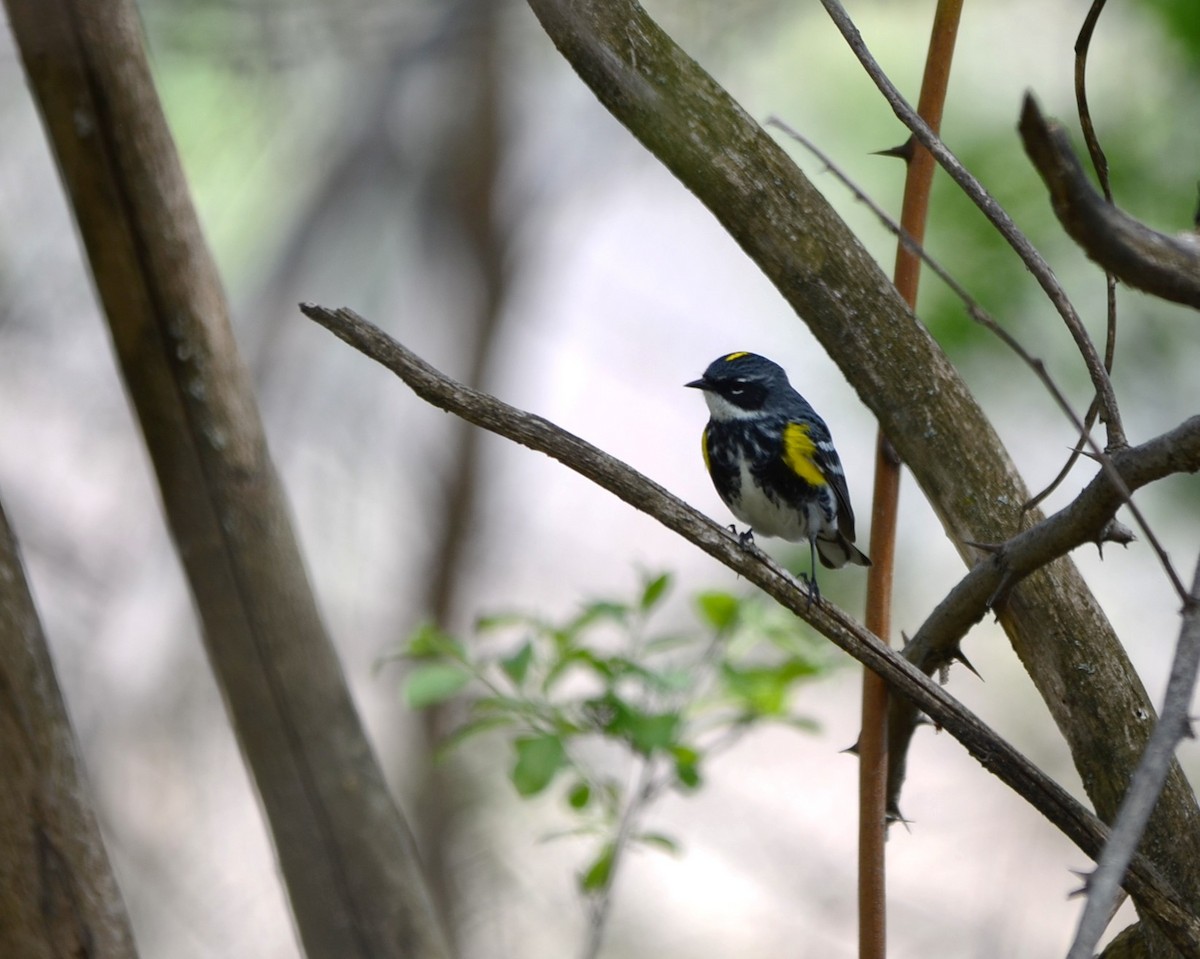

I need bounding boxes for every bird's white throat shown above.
[703,391,759,421]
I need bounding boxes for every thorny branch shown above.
[816,0,1126,450]
[1067,557,1200,959]
[770,117,1191,612]
[903,416,1200,672]
[301,302,1200,956]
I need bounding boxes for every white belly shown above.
[728,460,826,542]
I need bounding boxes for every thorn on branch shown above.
[1095,518,1136,558]
[1068,867,1094,899]
[951,646,983,680]
[873,138,914,162]
[885,804,912,831]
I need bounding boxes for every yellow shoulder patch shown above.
[723,351,750,362]
[782,422,827,487]
[701,427,711,473]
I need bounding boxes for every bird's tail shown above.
[816,532,871,570]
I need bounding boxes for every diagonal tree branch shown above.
[3,2,450,956]
[906,414,1200,672]
[816,0,1125,451]
[1020,95,1200,311]
[0,498,140,958]
[1068,556,1200,958]
[301,302,1200,956]
[518,1,1200,947]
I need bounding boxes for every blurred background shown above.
[3,0,1200,956]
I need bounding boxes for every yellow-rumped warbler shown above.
[687,351,870,595]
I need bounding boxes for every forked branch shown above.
[301,301,1200,956]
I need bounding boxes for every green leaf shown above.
[639,572,672,612]
[671,745,702,790]
[570,600,630,632]
[567,781,592,810]
[781,715,822,735]
[626,711,681,755]
[675,760,701,790]
[405,621,464,660]
[636,832,681,855]
[403,663,472,708]
[642,632,693,653]
[720,657,819,716]
[696,590,741,632]
[511,734,567,797]
[596,697,681,755]
[500,641,534,687]
[474,611,532,633]
[433,715,514,760]
[579,843,615,893]
[471,693,532,716]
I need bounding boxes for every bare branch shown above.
[1067,558,1200,959]
[1026,0,1120,516]
[1020,94,1200,311]
[905,415,1200,673]
[302,301,1200,955]
[770,118,1189,609]
[770,119,1089,438]
[816,0,1125,449]
[519,0,1200,937]
[0,502,140,957]
[1074,0,1114,204]
[3,2,451,954]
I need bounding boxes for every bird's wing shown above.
[780,420,857,540]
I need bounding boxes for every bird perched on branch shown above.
[687,351,870,599]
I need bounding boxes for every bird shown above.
[686,351,870,598]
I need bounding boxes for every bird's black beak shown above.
[685,377,708,390]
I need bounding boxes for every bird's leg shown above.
[799,537,821,607]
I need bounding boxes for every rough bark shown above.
[2,1,451,956]
[521,0,1200,951]
[0,500,140,958]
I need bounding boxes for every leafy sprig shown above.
[396,571,840,897]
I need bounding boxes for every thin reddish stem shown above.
[859,4,962,958]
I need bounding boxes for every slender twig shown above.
[1023,0,1118,514]
[770,118,1087,440]
[582,760,656,959]
[816,0,1125,450]
[1066,557,1200,959]
[903,416,1200,666]
[859,5,962,956]
[1023,399,1100,513]
[1074,0,1114,205]
[771,116,1190,607]
[519,6,1200,903]
[301,302,1200,955]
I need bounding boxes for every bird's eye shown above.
[729,387,744,395]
